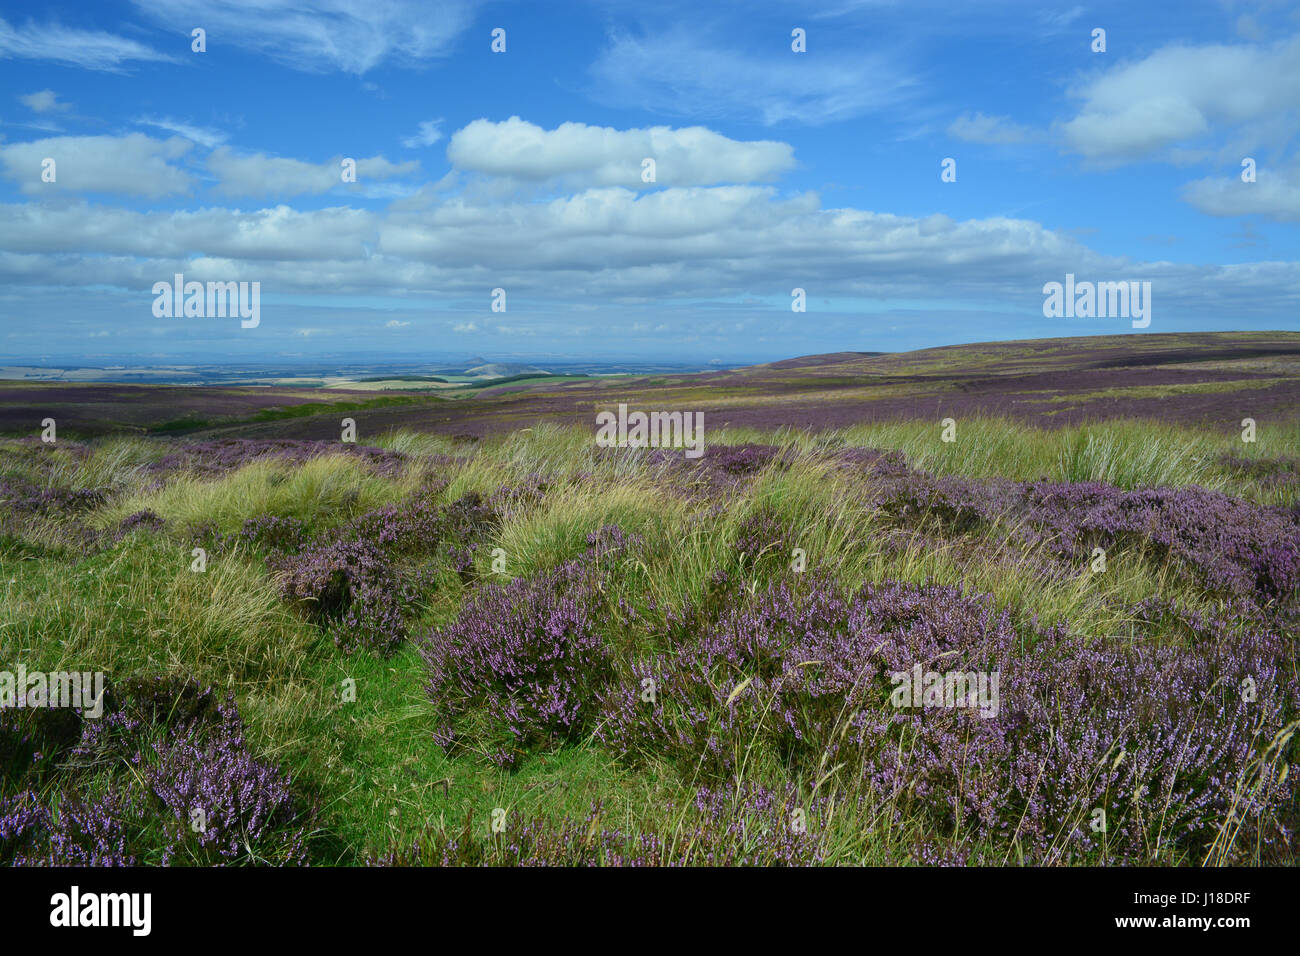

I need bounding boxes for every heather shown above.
[1,677,310,866]
[2,413,1298,867]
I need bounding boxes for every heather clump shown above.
[273,538,426,654]
[420,562,613,768]
[1,676,311,866]
[731,506,797,571]
[0,474,109,516]
[596,574,1298,863]
[235,513,310,554]
[585,523,641,561]
[853,457,1300,607]
[597,574,1005,779]
[266,491,503,653]
[968,619,1296,864]
[112,508,166,540]
[1016,481,1300,605]
[1216,453,1300,491]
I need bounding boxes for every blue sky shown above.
[0,0,1297,365]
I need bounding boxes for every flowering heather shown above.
[1,676,310,866]
[373,783,824,866]
[597,574,1297,863]
[420,562,613,767]
[487,473,549,520]
[234,513,309,554]
[585,523,641,561]
[113,508,166,541]
[0,475,108,515]
[147,438,408,480]
[844,451,1300,607]
[732,506,796,569]
[1,787,138,867]
[1217,453,1300,490]
[273,538,426,654]
[652,442,792,494]
[266,490,504,652]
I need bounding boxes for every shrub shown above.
[421,562,613,767]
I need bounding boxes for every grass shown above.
[3,413,1296,865]
[0,532,315,688]
[96,453,430,534]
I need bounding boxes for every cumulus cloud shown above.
[1059,34,1300,162]
[207,149,418,197]
[1182,165,1300,221]
[446,117,796,187]
[130,0,476,74]
[18,90,70,113]
[0,17,174,71]
[0,134,193,197]
[1,181,1294,327]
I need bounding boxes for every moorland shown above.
[2,330,1297,866]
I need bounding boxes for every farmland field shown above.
[2,331,1297,866]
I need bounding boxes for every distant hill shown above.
[463,363,549,378]
[5,332,1297,439]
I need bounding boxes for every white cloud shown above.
[0,134,193,197]
[18,90,70,113]
[1059,35,1300,162]
[402,119,445,148]
[134,116,227,149]
[131,0,476,74]
[587,27,917,126]
[948,112,1036,145]
[208,149,418,197]
[0,17,174,71]
[446,117,796,187]
[2,182,1295,326]
[385,319,411,328]
[1182,165,1300,221]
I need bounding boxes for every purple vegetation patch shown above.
[1,677,310,866]
[596,574,1297,863]
[420,562,613,767]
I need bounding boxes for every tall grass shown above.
[4,414,1294,866]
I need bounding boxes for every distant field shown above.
[5,332,1296,441]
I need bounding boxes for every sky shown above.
[0,0,1297,366]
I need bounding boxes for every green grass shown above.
[3,414,1295,865]
[96,453,431,534]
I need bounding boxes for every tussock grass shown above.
[716,416,1300,500]
[0,533,314,688]
[97,454,427,533]
[493,480,685,579]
